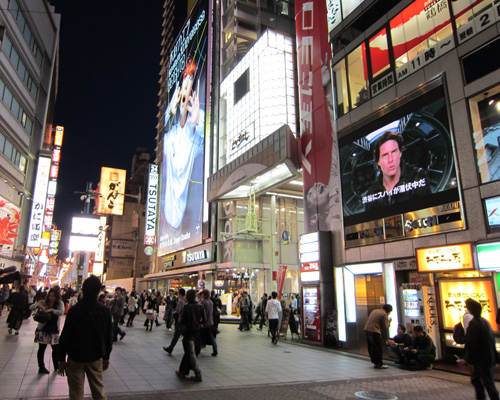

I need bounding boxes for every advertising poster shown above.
[439,279,497,331]
[296,0,342,234]
[97,167,126,215]
[27,155,51,248]
[159,0,208,255]
[340,90,459,226]
[0,196,21,256]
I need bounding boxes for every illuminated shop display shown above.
[416,243,474,273]
[219,30,295,165]
[439,279,497,331]
[144,164,158,246]
[159,0,208,256]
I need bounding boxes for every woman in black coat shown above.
[7,285,28,335]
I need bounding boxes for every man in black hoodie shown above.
[458,298,499,400]
[58,275,112,400]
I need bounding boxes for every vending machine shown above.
[299,231,333,344]
[402,284,425,334]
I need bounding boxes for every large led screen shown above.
[340,87,459,226]
[159,0,208,256]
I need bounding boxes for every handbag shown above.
[33,310,53,323]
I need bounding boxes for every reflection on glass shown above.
[347,43,368,109]
[369,28,390,78]
[390,0,452,68]
[452,0,491,28]
[470,85,500,183]
[333,60,348,117]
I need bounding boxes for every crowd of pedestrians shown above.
[3,273,500,400]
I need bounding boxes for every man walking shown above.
[111,287,126,341]
[265,291,282,344]
[458,298,500,400]
[58,275,113,400]
[364,304,392,369]
[164,289,177,330]
[238,291,251,331]
[163,288,186,355]
[176,289,206,382]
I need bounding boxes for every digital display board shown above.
[159,0,208,255]
[339,87,459,226]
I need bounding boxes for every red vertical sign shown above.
[295,0,335,233]
[277,265,288,300]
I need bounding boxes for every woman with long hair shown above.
[126,291,138,327]
[30,287,65,373]
[6,284,28,335]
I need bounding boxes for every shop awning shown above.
[139,263,216,282]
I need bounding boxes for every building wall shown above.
[0,0,59,265]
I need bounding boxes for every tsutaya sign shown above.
[144,164,158,246]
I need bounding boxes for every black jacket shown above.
[181,301,206,336]
[58,299,113,363]
[410,333,436,360]
[465,317,499,366]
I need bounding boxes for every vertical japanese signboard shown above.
[296,0,339,233]
[95,216,107,263]
[144,164,158,246]
[27,155,51,248]
[97,167,126,215]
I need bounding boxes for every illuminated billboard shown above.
[144,164,158,246]
[97,167,126,215]
[439,279,497,331]
[159,0,208,255]
[416,243,474,273]
[27,155,51,248]
[339,86,459,227]
[0,195,21,256]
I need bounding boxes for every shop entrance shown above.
[355,273,386,356]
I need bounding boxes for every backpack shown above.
[453,321,466,344]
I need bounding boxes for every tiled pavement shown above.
[0,313,489,399]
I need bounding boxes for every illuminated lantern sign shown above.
[27,155,51,248]
[98,167,126,215]
[144,164,158,246]
[416,243,474,273]
[439,279,497,331]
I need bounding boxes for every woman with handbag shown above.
[126,291,138,327]
[144,293,156,331]
[30,287,64,374]
[6,284,28,335]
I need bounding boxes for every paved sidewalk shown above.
[0,313,488,399]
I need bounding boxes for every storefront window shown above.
[333,59,349,117]
[347,43,368,109]
[368,28,390,78]
[390,0,452,69]
[470,85,500,183]
[452,0,492,28]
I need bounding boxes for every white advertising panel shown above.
[27,156,51,248]
[69,236,98,252]
[95,216,107,262]
[144,164,158,246]
[111,239,135,258]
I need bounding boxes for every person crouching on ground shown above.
[175,289,206,382]
[386,324,411,365]
[403,325,436,369]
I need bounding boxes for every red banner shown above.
[295,0,337,233]
[277,265,287,300]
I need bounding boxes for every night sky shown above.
[49,0,165,257]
